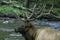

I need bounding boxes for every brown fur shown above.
[15,20,60,40]
[35,28,60,40]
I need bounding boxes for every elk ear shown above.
[19,15,26,21]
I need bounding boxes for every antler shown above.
[20,3,47,21]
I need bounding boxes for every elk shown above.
[15,14,60,40]
[15,3,60,40]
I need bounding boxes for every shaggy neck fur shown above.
[20,28,36,40]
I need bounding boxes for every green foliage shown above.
[0,5,30,16]
[53,8,60,16]
[0,5,25,15]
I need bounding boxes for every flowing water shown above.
[0,18,25,40]
[0,18,60,40]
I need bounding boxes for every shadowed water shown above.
[31,20,60,30]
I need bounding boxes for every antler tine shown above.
[27,4,37,20]
[26,3,45,21]
[27,2,47,20]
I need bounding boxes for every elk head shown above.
[15,14,36,40]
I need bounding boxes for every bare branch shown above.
[51,14,60,18]
[0,1,9,5]
[48,3,54,14]
[36,4,46,18]
[11,4,33,13]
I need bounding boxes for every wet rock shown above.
[9,33,22,37]
[3,21,9,24]
[0,12,7,17]
[7,13,17,18]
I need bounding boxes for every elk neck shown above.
[22,20,36,40]
[22,27,36,40]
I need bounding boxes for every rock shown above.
[7,13,17,18]
[0,12,7,17]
